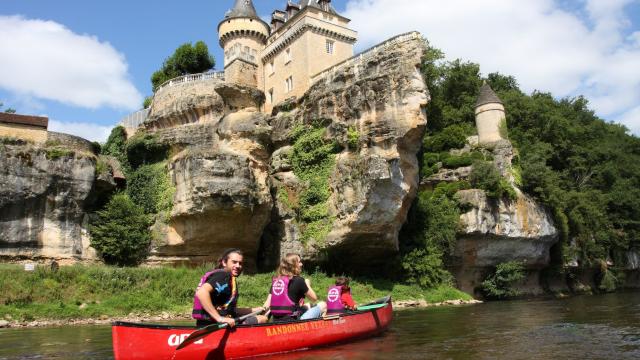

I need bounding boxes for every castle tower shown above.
[475,82,507,145]
[218,0,270,88]
[261,0,357,112]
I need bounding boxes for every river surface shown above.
[1,292,639,359]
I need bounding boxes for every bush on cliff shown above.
[289,121,340,244]
[90,193,152,266]
[127,162,174,215]
[101,126,131,175]
[126,132,169,169]
[470,161,517,201]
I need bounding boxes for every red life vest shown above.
[270,276,297,316]
[326,285,346,314]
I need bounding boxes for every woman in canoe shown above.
[192,248,268,327]
[264,253,327,321]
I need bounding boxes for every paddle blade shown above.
[360,295,391,308]
[176,323,227,350]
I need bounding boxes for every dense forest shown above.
[401,42,640,293]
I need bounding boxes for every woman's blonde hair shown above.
[276,253,301,277]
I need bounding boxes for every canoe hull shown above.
[112,302,393,360]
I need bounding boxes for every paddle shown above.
[357,295,391,310]
[176,307,266,351]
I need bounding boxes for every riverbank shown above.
[0,264,475,328]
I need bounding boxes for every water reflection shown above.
[0,292,638,360]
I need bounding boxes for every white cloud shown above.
[344,0,640,133]
[48,119,114,143]
[0,15,142,110]
[617,105,640,134]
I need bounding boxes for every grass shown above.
[0,264,472,322]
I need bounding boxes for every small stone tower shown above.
[218,0,270,88]
[475,82,507,145]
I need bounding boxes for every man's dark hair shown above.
[217,248,243,269]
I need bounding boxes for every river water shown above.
[1,292,639,359]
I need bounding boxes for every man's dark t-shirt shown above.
[205,271,238,317]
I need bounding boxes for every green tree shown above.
[481,261,526,299]
[90,193,152,266]
[151,41,215,92]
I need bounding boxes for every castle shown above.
[118,0,507,145]
[219,0,357,113]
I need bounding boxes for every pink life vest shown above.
[270,276,297,316]
[192,269,229,320]
[326,285,346,314]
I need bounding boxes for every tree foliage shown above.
[151,41,215,92]
[101,126,131,175]
[417,40,640,272]
[481,261,526,299]
[90,193,152,266]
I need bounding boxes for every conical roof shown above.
[475,82,503,108]
[225,0,260,20]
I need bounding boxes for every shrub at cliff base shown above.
[90,193,152,266]
[481,261,526,299]
[400,187,462,288]
[0,264,472,321]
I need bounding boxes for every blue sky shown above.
[1,0,639,141]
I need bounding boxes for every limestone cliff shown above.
[140,32,428,271]
[0,137,117,261]
[263,32,428,272]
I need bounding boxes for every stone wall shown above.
[0,123,47,143]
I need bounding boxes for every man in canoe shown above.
[264,253,327,321]
[193,248,268,327]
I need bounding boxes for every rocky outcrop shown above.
[264,32,429,272]
[146,78,226,131]
[142,33,429,271]
[0,139,115,261]
[146,104,273,269]
[451,189,558,295]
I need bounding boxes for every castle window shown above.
[268,61,275,75]
[285,48,292,64]
[285,76,293,93]
[268,88,274,104]
[326,40,334,54]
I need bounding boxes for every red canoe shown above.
[111,298,393,360]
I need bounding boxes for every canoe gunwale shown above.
[112,302,391,330]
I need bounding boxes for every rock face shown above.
[452,189,559,294]
[0,139,113,261]
[146,108,273,270]
[264,32,429,272]
[145,32,428,272]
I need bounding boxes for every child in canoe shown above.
[326,276,357,314]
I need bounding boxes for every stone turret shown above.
[218,0,270,88]
[475,82,507,146]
